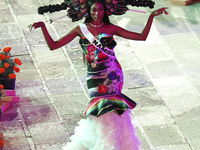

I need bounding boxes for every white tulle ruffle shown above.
[63,109,140,150]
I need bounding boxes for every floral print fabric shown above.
[79,33,136,117]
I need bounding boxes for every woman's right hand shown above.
[151,7,169,17]
[28,22,45,32]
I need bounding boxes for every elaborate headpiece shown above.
[38,0,155,22]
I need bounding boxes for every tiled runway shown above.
[0,0,200,149]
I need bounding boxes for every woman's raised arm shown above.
[28,22,79,50]
[114,7,168,41]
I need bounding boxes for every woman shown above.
[29,0,168,149]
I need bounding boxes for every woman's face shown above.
[90,2,104,23]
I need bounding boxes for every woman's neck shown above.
[90,20,103,25]
[90,21,104,28]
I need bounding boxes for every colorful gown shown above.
[63,31,140,150]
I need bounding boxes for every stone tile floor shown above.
[0,0,200,149]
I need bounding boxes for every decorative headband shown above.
[38,0,155,22]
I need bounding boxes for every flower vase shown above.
[0,78,16,90]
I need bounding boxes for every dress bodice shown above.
[79,33,117,64]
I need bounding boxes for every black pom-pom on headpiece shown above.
[38,0,155,22]
[38,2,69,15]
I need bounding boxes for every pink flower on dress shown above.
[87,45,96,52]
[86,45,96,62]
[98,85,107,93]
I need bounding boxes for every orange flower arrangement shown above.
[4,63,10,68]
[0,47,22,80]
[0,54,6,60]
[0,84,4,89]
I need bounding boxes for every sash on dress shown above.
[79,23,115,58]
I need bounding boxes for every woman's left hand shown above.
[151,7,169,17]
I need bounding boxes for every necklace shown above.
[89,22,103,28]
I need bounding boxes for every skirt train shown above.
[63,109,140,150]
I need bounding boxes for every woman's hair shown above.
[84,0,111,24]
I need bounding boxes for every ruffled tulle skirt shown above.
[63,109,140,150]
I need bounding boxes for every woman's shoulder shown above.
[104,24,121,35]
[106,23,119,28]
[72,24,84,37]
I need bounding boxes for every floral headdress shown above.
[38,0,155,22]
